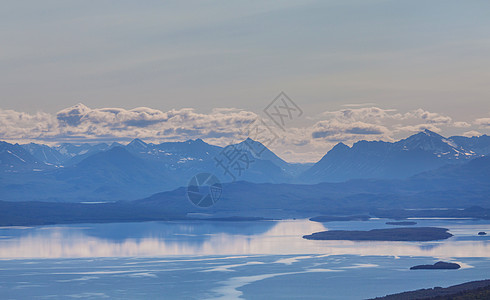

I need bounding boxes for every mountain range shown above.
[1,154,489,225]
[301,130,489,183]
[0,130,488,202]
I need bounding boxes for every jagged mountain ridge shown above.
[0,139,292,202]
[0,141,47,172]
[0,130,487,202]
[300,130,489,183]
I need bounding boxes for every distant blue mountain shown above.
[230,138,311,176]
[301,130,486,183]
[396,130,482,159]
[20,142,110,166]
[1,154,489,225]
[448,134,490,156]
[0,141,47,172]
[55,143,110,166]
[52,146,178,200]
[137,155,490,218]
[125,138,221,165]
[0,138,294,202]
[122,138,290,183]
[1,130,488,202]
[21,143,66,166]
[410,155,490,189]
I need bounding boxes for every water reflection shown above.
[0,220,489,259]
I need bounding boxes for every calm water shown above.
[0,219,489,299]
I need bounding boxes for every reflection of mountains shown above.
[418,243,441,251]
[1,220,490,259]
[80,220,278,241]
[0,220,324,258]
[2,220,277,242]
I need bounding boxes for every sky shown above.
[0,0,489,162]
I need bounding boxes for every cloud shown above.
[463,130,483,137]
[310,106,456,143]
[0,104,488,162]
[0,104,258,144]
[57,104,172,128]
[296,106,485,161]
[317,107,453,127]
[320,107,398,124]
[475,117,490,127]
[394,124,443,134]
[0,108,58,140]
[453,121,471,128]
[401,108,452,124]
[341,103,377,108]
[57,104,258,142]
[311,120,389,140]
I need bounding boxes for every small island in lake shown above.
[410,261,461,270]
[386,221,417,226]
[303,227,452,241]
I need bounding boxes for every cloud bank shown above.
[0,104,488,162]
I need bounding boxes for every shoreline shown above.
[371,279,490,299]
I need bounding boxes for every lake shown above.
[0,219,489,299]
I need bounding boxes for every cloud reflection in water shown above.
[0,220,489,259]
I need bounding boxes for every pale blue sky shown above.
[1,1,489,116]
[1,1,490,161]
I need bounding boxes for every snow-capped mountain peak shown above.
[396,130,476,160]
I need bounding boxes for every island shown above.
[410,261,460,270]
[386,221,417,226]
[303,227,453,241]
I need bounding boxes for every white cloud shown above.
[293,106,485,161]
[463,130,483,137]
[0,104,258,144]
[401,108,452,124]
[475,117,490,127]
[317,107,453,127]
[394,124,442,134]
[311,120,390,140]
[0,108,58,140]
[54,104,257,142]
[341,103,377,108]
[0,104,488,162]
[310,106,456,144]
[320,107,398,124]
[453,121,471,128]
